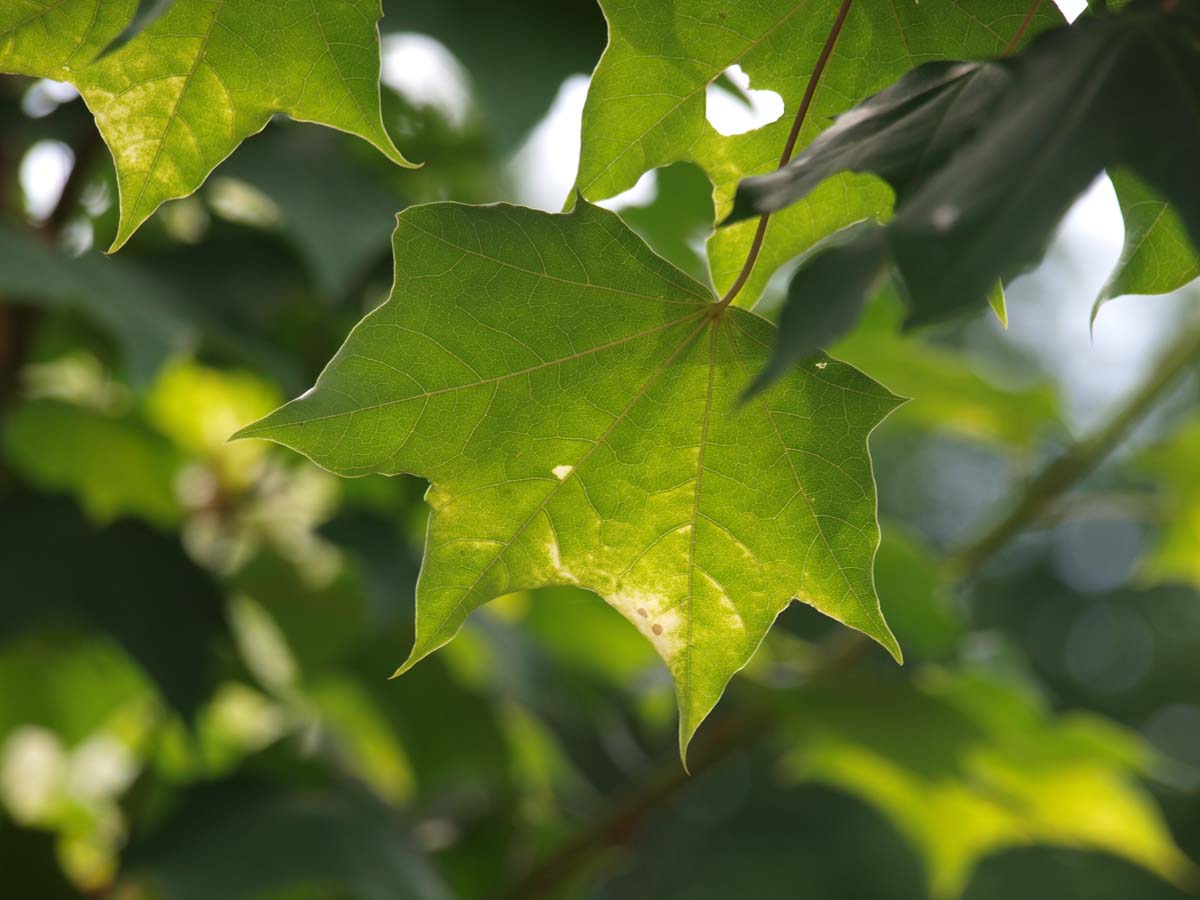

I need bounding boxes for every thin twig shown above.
[949,318,1200,575]
[495,710,769,900]
[1003,0,1046,56]
[715,0,855,310]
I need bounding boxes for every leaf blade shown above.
[239,201,902,754]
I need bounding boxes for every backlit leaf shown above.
[782,667,1195,897]
[1137,417,1200,589]
[574,0,1061,307]
[3,398,182,527]
[0,0,415,250]
[237,200,902,756]
[1095,170,1200,320]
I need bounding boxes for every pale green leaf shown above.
[0,0,135,80]
[574,0,1061,306]
[1095,170,1200,320]
[237,200,902,756]
[1,0,415,250]
[830,290,1058,450]
[1137,416,1200,589]
[3,399,183,528]
[782,667,1196,898]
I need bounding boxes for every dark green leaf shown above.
[0,226,195,384]
[0,493,227,719]
[119,776,452,900]
[730,1,1200,358]
[746,221,887,395]
[729,62,1013,224]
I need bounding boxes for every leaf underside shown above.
[0,0,413,250]
[238,200,902,755]
[728,1,1200,381]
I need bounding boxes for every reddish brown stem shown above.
[1003,0,1045,56]
[715,0,856,310]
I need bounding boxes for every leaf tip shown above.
[677,723,696,774]
[106,227,133,254]
[1088,291,1109,337]
[388,658,414,680]
[227,417,271,443]
[392,640,439,679]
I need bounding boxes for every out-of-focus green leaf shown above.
[780,668,1195,898]
[0,0,414,250]
[1137,417,1200,589]
[0,631,149,744]
[1096,170,1200,319]
[118,776,453,900]
[0,821,84,900]
[523,585,657,684]
[231,551,369,672]
[383,0,606,151]
[305,675,416,803]
[986,279,1007,329]
[575,0,1061,306]
[618,163,715,283]
[747,221,887,394]
[3,399,182,527]
[0,493,227,719]
[872,527,961,661]
[729,60,1013,224]
[237,200,902,756]
[217,125,406,301]
[830,291,1058,450]
[145,358,280,491]
[0,225,195,383]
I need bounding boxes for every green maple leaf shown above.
[573,0,1061,307]
[1095,170,1200,321]
[236,200,902,756]
[0,0,414,250]
[1137,417,1200,590]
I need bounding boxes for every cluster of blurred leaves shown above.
[1,3,1199,899]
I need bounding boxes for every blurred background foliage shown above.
[1,2,1199,898]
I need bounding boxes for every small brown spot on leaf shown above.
[651,623,663,636]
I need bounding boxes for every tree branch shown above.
[949,315,1200,575]
[1003,0,1046,55]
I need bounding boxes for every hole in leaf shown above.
[705,65,784,136]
